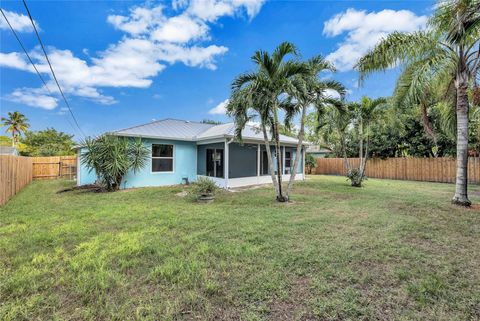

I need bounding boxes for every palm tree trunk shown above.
[359,118,363,165]
[452,77,471,206]
[262,124,280,197]
[341,133,351,172]
[11,129,16,147]
[273,106,286,202]
[360,132,370,180]
[286,105,306,198]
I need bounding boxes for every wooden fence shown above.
[0,155,33,205]
[314,157,480,184]
[32,156,77,180]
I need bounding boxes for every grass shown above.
[0,176,479,321]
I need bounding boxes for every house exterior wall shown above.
[77,135,305,189]
[78,148,97,186]
[78,138,197,188]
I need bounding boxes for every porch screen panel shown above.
[228,143,257,178]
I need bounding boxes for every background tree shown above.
[1,111,29,147]
[21,128,75,156]
[81,136,149,191]
[356,0,480,206]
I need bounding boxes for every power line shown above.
[22,0,86,139]
[0,7,80,137]
[0,8,52,95]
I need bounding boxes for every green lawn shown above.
[1,176,479,321]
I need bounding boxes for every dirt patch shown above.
[466,203,480,211]
[175,191,188,197]
[228,184,272,193]
[268,277,317,321]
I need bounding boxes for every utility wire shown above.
[1,8,52,95]
[0,7,80,136]
[22,0,86,139]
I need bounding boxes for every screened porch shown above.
[197,141,304,188]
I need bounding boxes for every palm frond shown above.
[356,31,437,83]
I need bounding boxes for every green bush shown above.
[190,177,218,197]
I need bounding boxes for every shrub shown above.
[81,135,149,191]
[190,177,218,198]
[305,154,316,174]
[346,168,366,187]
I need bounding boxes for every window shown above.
[285,151,292,174]
[152,144,173,172]
[206,148,224,178]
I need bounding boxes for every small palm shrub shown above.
[192,176,218,195]
[190,177,218,201]
[81,135,149,191]
[347,168,366,187]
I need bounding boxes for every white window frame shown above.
[151,144,175,174]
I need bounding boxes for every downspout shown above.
[224,137,234,189]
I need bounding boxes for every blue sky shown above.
[1,0,433,140]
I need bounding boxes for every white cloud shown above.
[323,88,341,99]
[151,15,208,43]
[1,1,264,109]
[208,99,229,114]
[8,88,57,110]
[0,52,32,71]
[157,43,228,69]
[0,9,38,32]
[323,9,428,71]
[107,5,165,35]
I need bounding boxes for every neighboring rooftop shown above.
[0,146,18,155]
[110,118,303,144]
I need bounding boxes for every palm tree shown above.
[284,56,345,198]
[356,0,480,206]
[227,85,281,197]
[350,97,388,187]
[227,42,308,202]
[318,97,386,187]
[1,111,30,147]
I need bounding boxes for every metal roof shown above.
[110,118,305,145]
[111,118,215,141]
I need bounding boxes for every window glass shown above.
[152,144,173,157]
[152,158,173,172]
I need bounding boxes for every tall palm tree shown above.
[227,42,308,202]
[227,85,281,197]
[284,56,345,198]
[351,97,388,187]
[1,111,30,147]
[356,0,480,205]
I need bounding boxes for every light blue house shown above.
[77,119,307,189]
